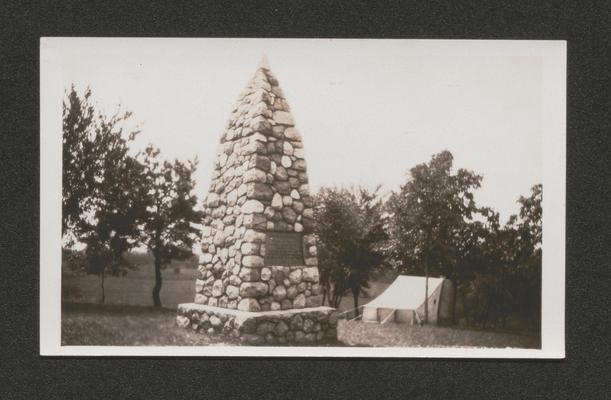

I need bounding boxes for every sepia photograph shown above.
[40,38,566,357]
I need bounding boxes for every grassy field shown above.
[62,258,538,348]
[61,260,396,312]
[337,320,540,348]
[62,267,196,308]
[61,303,236,346]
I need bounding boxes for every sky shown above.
[57,39,543,222]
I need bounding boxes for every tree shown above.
[385,151,482,323]
[137,145,202,307]
[505,183,542,329]
[460,185,542,329]
[62,86,145,302]
[314,186,386,315]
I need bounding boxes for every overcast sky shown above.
[57,39,543,222]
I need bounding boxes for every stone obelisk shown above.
[177,57,336,345]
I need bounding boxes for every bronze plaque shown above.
[265,232,304,266]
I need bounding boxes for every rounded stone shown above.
[247,182,274,201]
[212,279,224,297]
[226,285,239,299]
[288,269,302,285]
[242,255,264,267]
[284,127,301,140]
[271,193,283,210]
[292,201,304,213]
[294,148,305,159]
[273,111,294,126]
[286,285,298,300]
[241,199,264,214]
[256,322,274,335]
[275,166,288,180]
[275,321,289,336]
[303,318,314,333]
[194,294,208,304]
[272,285,287,301]
[305,257,318,266]
[260,267,272,281]
[240,242,260,255]
[308,246,317,256]
[283,141,294,156]
[281,155,292,168]
[176,315,190,328]
[239,267,260,282]
[240,282,268,297]
[210,316,222,327]
[293,293,306,309]
[243,229,266,243]
[282,207,297,223]
[206,193,220,207]
[237,298,261,312]
[302,267,319,282]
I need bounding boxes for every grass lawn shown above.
[337,320,540,348]
[61,302,237,346]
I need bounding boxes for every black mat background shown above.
[2,1,610,398]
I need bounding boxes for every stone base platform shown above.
[177,303,337,345]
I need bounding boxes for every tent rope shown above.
[381,309,396,324]
[348,314,362,322]
[337,305,365,319]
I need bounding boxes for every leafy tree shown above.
[505,183,542,329]
[62,86,145,302]
[314,186,386,314]
[385,150,482,323]
[137,145,202,307]
[460,185,542,330]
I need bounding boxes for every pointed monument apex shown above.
[257,55,270,70]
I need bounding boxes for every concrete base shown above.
[177,303,338,345]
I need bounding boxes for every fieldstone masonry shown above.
[177,57,337,345]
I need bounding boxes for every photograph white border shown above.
[40,38,566,358]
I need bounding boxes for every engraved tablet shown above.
[265,232,304,266]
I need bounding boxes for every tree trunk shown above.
[424,260,429,324]
[451,278,459,325]
[460,286,469,325]
[321,288,327,307]
[353,288,360,317]
[152,257,162,307]
[100,270,105,304]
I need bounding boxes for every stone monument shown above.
[177,57,337,345]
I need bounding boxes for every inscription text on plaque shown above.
[264,232,304,266]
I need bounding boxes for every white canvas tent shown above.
[361,275,452,324]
